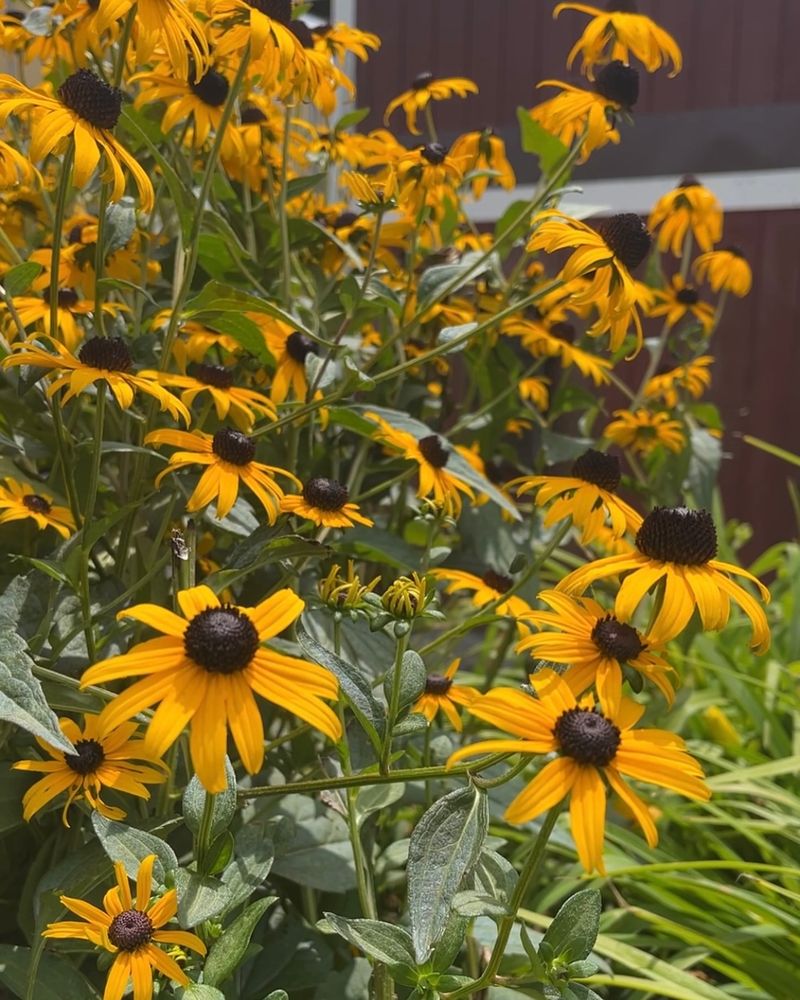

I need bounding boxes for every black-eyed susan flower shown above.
[43,854,206,996]
[519,375,550,410]
[149,363,277,432]
[144,427,299,522]
[381,572,437,621]
[7,288,125,351]
[557,506,771,651]
[511,449,642,544]
[395,142,467,218]
[313,21,381,66]
[0,70,154,211]
[411,659,479,732]
[648,176,722,256]
[603,408,685,456]
[384,72,478,135]
[13,714,166,825]
[211,0,308,95]
[122,0,209,81]
[517,590,676,715]
[281,477,373,529]
[513,318,613,387]
[449,127,515,198]
[367,413,475,518]
[644,356,713,409]
[554,2,682,78]
[530,60,639,162]
[317,561,380,613]
[527,210,651,354]
[341,168,398,211]
[0,136,38,187]
[449,668,708,873]
[431,567,533,622]
[2,336,190,422]
[81,586,341,792]
[0,476,75,538]
[262,320,318,403]
[694,247,752,297]
[646,274,715,334]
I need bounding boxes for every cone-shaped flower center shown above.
[78,336,133,372]
[482,569,513,594]
[594,214,652,272]
[64,738,105,775]
[421,142,448,165]
[58,69,122,129]
[289,18,314,47]
[594,60,639,108]
[190,69,229,107]
[22,494,52,514]
[108,910,153,952]
[636,506,717,565]
[412,71,435,90]
[240,104,267,124]
[418,434,450,468]
[248,0,293,24]
[212,428,255,466]
[425,673,452,695]
[555,707,620,766]
[190,362,235,389]
[591,615,645,661]
[285,331,318,363]
[549,321,576,342]
[333,211,358,230]
[184,606,259,673]
[571,449,621,492]
[302,477,348,511]
[57,288,80,309]
[676,286,700,305]
[678,174,700,188]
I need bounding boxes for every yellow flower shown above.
[81,585,341,792]
[313,22,380,65]
[449,668,708,874]
[646,274,715,334]
[0,476,75,538]
[531,61,639,162]
[644,356,713,409]
[317,561,380,611]
[517,590,676,716]
[527,211,651,355]
[144,427,299,522]
[519,376,550,410]
[43,854,206,996]
[432,567,533,623]
[395,142,467,217]
[694,248,752,297]
[0,137,38,187]
[148,363,277,432]
[5,288,125,351]
[411,659,480,732]
[511,449,642,544]
[128,0,209,81]
[2,336,190,423]
[449,128,515,198]
[384,72,478,135]
[14,714,166,825]
[262,320,318,403]
[557,505,771,651]
[603,408,685,456]
[648,176,722,255]
[281,478,374,529]
[554,2,682,78]
[341,168,398,210]
[381,572,435,620]
[367,413,475,518]
[0,71,154,211]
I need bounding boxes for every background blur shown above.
[338,0,800,554]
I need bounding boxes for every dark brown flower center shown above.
[302,477,348,511]
[412,71,435,90]
[636,506,717,565]
[482,570,513,594]
[64,738,105,775]
[418,434,449,468]
[554,707,620,766]
[594,60,639,108]
[247,0,292,24]
[211,428,255,466]
[675,286,700,305]
[678,174,700,188]
[190,69,229,107]
[67,223,88,244]
[549,321,575,342]
[108,910,153,952]
[425,673,452,695]
[594,213,652,272]
[184,606,260,673]
[333,211,359,229]
[285,331,318,363]
[421,142,448,165]
[289,18,314,46]
[86,0,100,10]
[58,69,122,130]
[571,449,621,492]
[22,493,52,514]
[240,104,267,124]
[190,362,235,389]
[57,288,80,309]
[591,615,645,661]
[78,336,133,372]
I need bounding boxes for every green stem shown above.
[278,103,293,307]
[380,631,409,774]
[195,791,216,873]
[423,103,438,143]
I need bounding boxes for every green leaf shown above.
[323,913,417,970]
[103,200,136,256]
[269,794,356,892]
[220,821,276,912]
[286,172,326,199]
[174,869,230,927]
[436,322,478,354]
[0,631,74,753]
[355,782,406,826]
[184,280,322,345]
[183,757,237,838]
[687,427,722,508]
[540,428,596,463]
[338,524,422,571]
[178,986,227,1000]
[91,813,178,883]
[335,107,370,132]
[395,648,426,710]
[407,785,489,963]
[417,251,491,308]
[2,261,43,297]
[541,889,601,964]
[203,896,278,986]
[0,945,99,1000]
[743,434,800,468]
[516,106,570,175]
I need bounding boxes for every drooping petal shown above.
[569,766,607,874]
[504,756,578,824]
